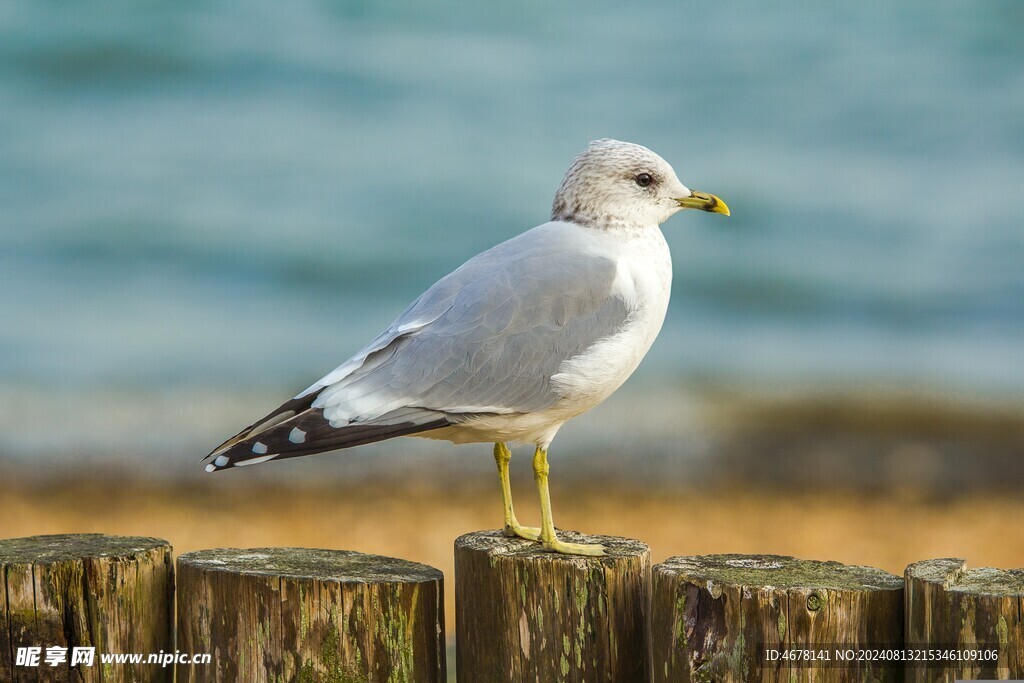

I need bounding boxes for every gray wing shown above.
[204,223,630,470]
[315,229,629,419]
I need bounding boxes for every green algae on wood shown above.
[454,529,650,683]
[651,554,903,683]
[0,533,173,683]
[175,547,445,683]
[905,558,1024,681]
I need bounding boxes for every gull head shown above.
[551,139,729,228]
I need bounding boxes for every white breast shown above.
[549,225,672,412]
[419,223,673,449]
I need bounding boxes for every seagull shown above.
[204,139,728,555]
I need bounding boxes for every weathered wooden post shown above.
[176,547,445,682]
[0,533,174,683]
[454,529,650,682]
[651,554,904,682]
[905,558,1023,682]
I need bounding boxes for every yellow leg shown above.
[532,446,605,556]
[494,443,540,541]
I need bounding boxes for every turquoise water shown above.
[1,1,1022,462]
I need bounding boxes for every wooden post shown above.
[905,558,1023,681]
[651,554,904,682]
[454,529,650,683]
[176,547,445,682]
[0,533,174,683]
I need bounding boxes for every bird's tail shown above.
[202,392,450,472]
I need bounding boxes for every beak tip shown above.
[708,195,731,217]
[678,191,730,217]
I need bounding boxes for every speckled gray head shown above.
[551,138,729,228]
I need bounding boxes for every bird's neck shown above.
[554,214,657,236]
[551,205,653,233]
[551,193,661,232]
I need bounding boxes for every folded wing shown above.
[204,223,631,471]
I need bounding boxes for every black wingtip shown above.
[200,390,325,468]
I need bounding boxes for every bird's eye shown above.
[634,173,653,188]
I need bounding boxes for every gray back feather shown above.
[311,223,631,424]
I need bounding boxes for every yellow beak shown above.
[675,191,730,216]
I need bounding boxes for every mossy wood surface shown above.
[651,554,904,683]
[0,533,174,683]
[454,529,650,683]
[175,547,445,683]
[905,558,1024,682]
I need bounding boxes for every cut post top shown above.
[0,533,170,564]
[907,558,1024,596]
[177,546,442,584]
[456,529,649,563]
[657,553,904,591]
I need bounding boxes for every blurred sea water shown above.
[1,1,1022,472]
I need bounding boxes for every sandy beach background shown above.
[4,390,1023,642]
[5,472,1024,645]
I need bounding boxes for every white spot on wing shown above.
[214,455,229,467]
[252,442,268,454]
[289,427,306,444]
[205,464,216,473]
